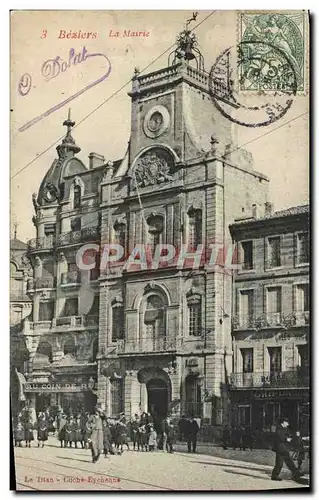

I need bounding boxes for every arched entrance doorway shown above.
[147,378,168,418]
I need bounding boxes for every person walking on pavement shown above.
[159,416,168,452]
[186,416,199,453]
[58,413,67,448]
[37,412,48,448]
[291,431,306,470]
[271,417,302,483]
[166,418,175,453]
[90,406,105,463]
[24,417,34,448]
[222,424,231,450]
[242,426,254,451]
[14,420,25,447]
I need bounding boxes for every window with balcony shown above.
[266,287,282,325]
[239,289,254,327]
[188,208,202,250]
[110,378,124,416]
[147,214,164,256]
[241,348,253,373]
[296,232,309,265]
[267,236,281,268]
[113,222,126,254]
[187,293,202,337]
[73,185,81,209]
[35,341,53,364]
[144,295,165,338]
[71,217,81,232]
[268,347,282,373]
[63,298,78,317]
[112,305,125,342]
[63,337,77,357]
[295,283,309,312]
[38,301,54,321]
[241,241,253,270]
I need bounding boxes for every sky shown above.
[10,10,309,242]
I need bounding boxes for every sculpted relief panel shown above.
[132,148,176,189]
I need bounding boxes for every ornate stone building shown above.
[96,30,270,425]
[229,205,309,433]
[22,112,101,417]
[19,27,273,426]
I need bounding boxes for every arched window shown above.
[188,208,202,250]
[35,341,53,364]
[187,292,202,337]
[73,185,81,209]
[63,337,76,357]
[144,294,165,338]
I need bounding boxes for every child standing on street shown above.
[148,425,157,452]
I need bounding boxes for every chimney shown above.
[265,201,274,216]
[88,152,105,169]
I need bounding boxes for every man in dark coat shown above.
[271,417,301,482]
[178,415,188,442]
[222,425,231,450]
[186,416,199,453]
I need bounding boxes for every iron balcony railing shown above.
[57,227,99,246]
[116,337,180,354]
[229,370,309,389]
[61,271,81,285]
[233,311,310,330]
[27,277,56,290]
[28,315,99,331]
[27,235,55,250]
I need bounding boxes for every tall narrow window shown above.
[296,232,309,265]
[188,209,202,250]
[239,290,254,327]
[38,301,54,321]
[144,295,165,338]
[267,287,282,325]
[112,305,125,342]
[267,236,281,268]
[241,348,253,373]
[71,217,81,232]
[63,298,78,317]
[241,241,253,270]
[114,222,126,254]
[268,347,282,373]
[63,337,77,357]
[187,293,202,337]
[110,378,124,416]
[295,283,309,312]
[147,214,164,256]
[73,185,81,209]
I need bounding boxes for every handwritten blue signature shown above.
[18,46,112,132]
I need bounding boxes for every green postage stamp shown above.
[238,11,308,93]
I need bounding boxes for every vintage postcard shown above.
[10,10,310,491]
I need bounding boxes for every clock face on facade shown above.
[143,105,170,139]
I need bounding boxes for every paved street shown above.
[13,437,309,491]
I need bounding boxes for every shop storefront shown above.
[231,388,309,433]
[23,379,98,417]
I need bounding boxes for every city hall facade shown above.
[13,28,308,429]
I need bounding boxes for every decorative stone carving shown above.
[43,182,61,203]
[32,193,39,211]
[34,256,42,267]
[144,281,157,292]
[133,150,174,188]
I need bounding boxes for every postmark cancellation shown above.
[237,11,308,93]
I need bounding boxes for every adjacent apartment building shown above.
[229,205,310,433]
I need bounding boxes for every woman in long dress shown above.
[37,413,48,448]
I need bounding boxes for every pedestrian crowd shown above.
[13,406,309,480]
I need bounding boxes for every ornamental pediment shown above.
[131,146,178,189]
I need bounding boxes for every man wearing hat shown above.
[271,417,302,483]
